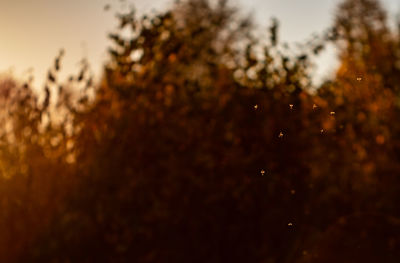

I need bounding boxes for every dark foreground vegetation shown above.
[1,0,400,262]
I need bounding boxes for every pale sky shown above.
[0,0,398,87]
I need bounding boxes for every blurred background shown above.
[1,0,398,86]
[1,0,400,262]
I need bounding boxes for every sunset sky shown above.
[0,0,398,87]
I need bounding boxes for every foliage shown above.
[0,0,400,262]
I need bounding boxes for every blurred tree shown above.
[302,0,400,261]
[19,0,317,262]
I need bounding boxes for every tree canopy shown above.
[0,0,400,262]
